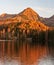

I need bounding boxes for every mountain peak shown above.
[50,15,54,19]
[22,7,38,15]
[0,13,7,17]
[24,7,34,11]
[0,13,16,20]
[20,7,40,21]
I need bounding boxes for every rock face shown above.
[0,7,50,32]
[19,7,40,21]
[41,15,54,27]
[0,13,17,20]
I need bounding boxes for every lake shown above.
[0,40,54,65]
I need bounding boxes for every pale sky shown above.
[0,0,54,17]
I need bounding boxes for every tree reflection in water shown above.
[0,40,54,65]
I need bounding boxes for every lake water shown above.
[0,40,54,65]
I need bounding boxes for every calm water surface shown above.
[0,40,54,65]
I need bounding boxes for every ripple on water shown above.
[38,56,54,65]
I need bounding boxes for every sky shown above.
[0,0,54,17]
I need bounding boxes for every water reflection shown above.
[0,40,54,65]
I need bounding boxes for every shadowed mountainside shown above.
[41,15,54,27]
[0,13,17,20]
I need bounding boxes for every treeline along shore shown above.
[0,22,54,45]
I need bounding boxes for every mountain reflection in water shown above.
[0,40,54,65]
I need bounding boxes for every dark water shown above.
[0,40,54,65]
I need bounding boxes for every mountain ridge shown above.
[41,15,54,27]
[0,7,53,32]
